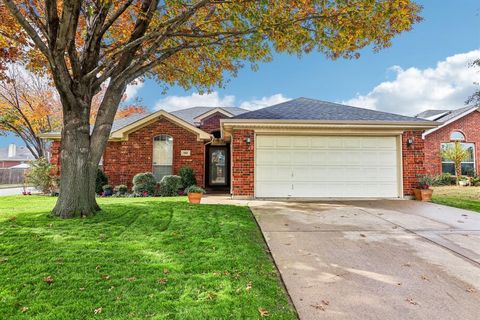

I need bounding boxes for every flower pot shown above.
[188,192,203,204]
[459,180,468,187]
[413,188,433,201]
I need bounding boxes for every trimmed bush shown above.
[114,184,128,196]
[132,172,156,196]
[159,175,182,196]
[96,169,108,194]
[25,157,57,194]
[432,173,456,186]
[185,185,206,194]
[179,166,197,188]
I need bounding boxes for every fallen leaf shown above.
[246,282,252,291]
[360,234,366,238]
[101,275,110,280]
[43,276,54,285]
[95,265,101,270]
[163,268,169,274]
[310,304,325,311]
[322,300,330,306]
[402,263,411,267]
[79,287,86,291]
[258,307,269,317]
[421,275,430,281]
[157,278,167,285]
[94,307,103,315]
[405,298,419,305]
[466,287,476,293]
[20,306,28,313]
[127,277,136,282]
[207,292,217,300]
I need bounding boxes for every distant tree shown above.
[0,65,61,159]
[1,0,423,218]
[466,59,480,106]
[441,141,469,184]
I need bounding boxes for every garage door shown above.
[255,135,400,198]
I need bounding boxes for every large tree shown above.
[466,58,480,106]
[0,0,422,218]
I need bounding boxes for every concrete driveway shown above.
[250,200,480,320]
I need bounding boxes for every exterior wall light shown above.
[407,138,414,147]
[245,137,251,144]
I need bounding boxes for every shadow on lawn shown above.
[0,200,296,319]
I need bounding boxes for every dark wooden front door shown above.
[206,145,229,190]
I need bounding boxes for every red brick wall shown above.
[103,116,205,188]
[402,131,426,196]
[49,118,206,189]
[424,111,480,176]
[198,112,230,133]
[50,140,61,175]
[231,129,255,197]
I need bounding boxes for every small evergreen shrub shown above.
[185,185,205,194]
[25,157,57,194]
[132,172,156,196]
[179,166,197,188]
[96,169,108,194]
[159,175,182,196]
[114,184,128,196]
[432,173,456,186]
[102,184,113,196]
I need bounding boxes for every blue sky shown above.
[1,0,480,148]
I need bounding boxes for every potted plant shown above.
[102,184,114,196]
[185,185,205,204]
[413,175,433,201]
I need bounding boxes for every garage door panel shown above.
[255,135,399,198]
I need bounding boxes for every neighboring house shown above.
[0,144,35,168]
[416,106,479,177]
[40,98,437,198]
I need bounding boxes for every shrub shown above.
[185,185,206,194]
[159,175,182,196]
[132,172,156,196]
[25,157,57,194]
[432,173,456,186]
[102,184,113,196]
[179,166,197,188]
[114,184,128,196]
[96,169,108,194]
[471,176,480,186]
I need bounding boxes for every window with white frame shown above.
[441,142,475,176]
[153,134,173,181]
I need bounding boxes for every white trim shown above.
[422,107,479,138]
[193,108,234,122]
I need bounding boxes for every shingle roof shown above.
[416,106,478,123]
[170,106,247,124]
[415,109,450,119]
[234,97,432,122]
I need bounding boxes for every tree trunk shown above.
[51,111,100,218]
[455,163,462,186]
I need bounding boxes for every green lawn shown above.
[432,186,480,213]
[0,196,296,319]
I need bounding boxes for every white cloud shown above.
[239,94,290,110]
[344,50,480,116]
[125,81,144,101]
[155,92,289,111]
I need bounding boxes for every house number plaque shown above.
[181,150,191,156]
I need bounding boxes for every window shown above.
[441,142,475,176]
[450,131,465,141]
[153,134,173,181]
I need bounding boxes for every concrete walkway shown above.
[0,186,36,196]
[202,196,480,319]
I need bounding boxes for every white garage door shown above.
[256,135,400,198]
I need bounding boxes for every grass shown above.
[432,186,480,213]
[0,196,296,319]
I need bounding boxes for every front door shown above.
[206,146,229,189]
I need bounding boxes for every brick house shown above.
[416,106,480,177]
[0,144,35,168]
[41,98,438,198]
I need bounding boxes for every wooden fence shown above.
[0,168,27,185]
